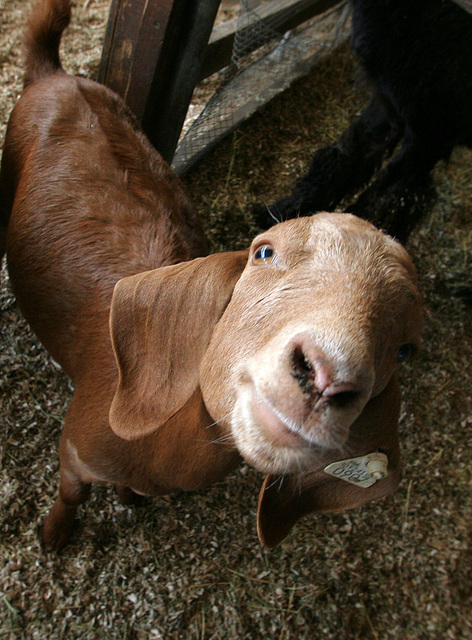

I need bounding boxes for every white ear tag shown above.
[324,452,388,488]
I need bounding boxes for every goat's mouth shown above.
[229,371,368,475]
[252,393,315,449]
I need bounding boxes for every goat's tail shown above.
[23,0,72,88]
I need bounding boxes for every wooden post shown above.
[98,0,221,163]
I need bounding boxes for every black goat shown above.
[258,0,472,241]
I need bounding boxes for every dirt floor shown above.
[1,1,471,639]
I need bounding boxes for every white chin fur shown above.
[230,383,332,475]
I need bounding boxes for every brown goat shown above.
[0,0,423,551]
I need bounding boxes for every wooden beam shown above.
[201,0,340,79]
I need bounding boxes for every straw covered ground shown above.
[0,1,471,638]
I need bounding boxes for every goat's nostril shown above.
[319,380,362,409]
[290,346,315,394]
[324,387,361,408]
[291,345,335,395]
[291,344,336,395]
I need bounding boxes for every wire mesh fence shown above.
[172,0,350,174]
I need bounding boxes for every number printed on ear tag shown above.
[324,452,389,488]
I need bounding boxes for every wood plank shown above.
[97,0,177,121]
[201,0,340,79]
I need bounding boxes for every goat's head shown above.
[202,214,422,471]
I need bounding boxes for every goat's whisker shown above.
[265,474,285,492]
[264,204,282,225]
[204,411,232,429]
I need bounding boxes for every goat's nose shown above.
[290,343,362,408]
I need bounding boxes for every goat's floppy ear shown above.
[109,251,249,440]
[257,376,402,548]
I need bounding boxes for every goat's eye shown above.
[397,344,415,363]
[252,243,276,266]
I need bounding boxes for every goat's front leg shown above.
[349,134,440,241]
[42,475,91,552]
[256,93,402,228]
[42,434,91,551]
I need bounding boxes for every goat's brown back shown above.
[2,72,205,378]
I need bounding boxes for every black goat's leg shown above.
[348,135,443,242]
[256,93,402,228]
